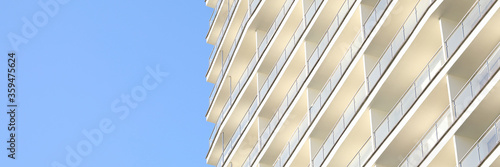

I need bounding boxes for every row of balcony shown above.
[209,0,500,166]
[347,0,497,166]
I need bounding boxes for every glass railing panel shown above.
[350,0,440,162]
[344,100,356,123]
[341,49,353,73]
[321,81,332,105]
[250,0,259,13]
[313,148,324,167]
[379,49,393,72]
[259,81,270,101]
[368,64,382,91]
[352,33,364,52]
[289,132,299,152]
[462,146,480,167]
[309,50,320,71]
[348,137,374,167]
[436,109,453,137]
[408,143,424,166]
[421,126,437,154]
[209,0,298,113]
[310,95,321,120]
[364,14,377,37]
[209,0,223,27]
[359,139,374,165]
[415,0,431,20]
[319,34,329,55]
[392,30,405,53]
[488,50,500,72]
[388,105,403,130]
[429,49,445,76]
[415,66,430,94]
[453,83,473,116]
[497,122,500,139]
[375,0,388,19]
[331,67,343,88]
[349,157,360,167]
[404,43,500,167]
[401,84,417,112]
[471,66,490,95]
[282,0,394,164]
[282,144,291,164]
[305,0,322,25]
[338,0,350,21]
[354,85,367,110]
[250,66,306,166]
[334,117,345,142]
[375,120,390,147]
[463,6,481,35]
[445,25,464,56]
[325,132,335,155]
[478,128,498,159]
[403,10,418,39]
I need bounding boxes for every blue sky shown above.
[0,0,213,166]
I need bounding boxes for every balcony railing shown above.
[208,0,264,148]
[208,0,240,71]
[258,0,324,102]
[243,67,308,167]
[460,113,500,166]
[456,43,500,167]
[399,41,500,167]
[348,46,444,167]
[365,0,434,91]
[304,0,398,165]
[208,0,295,114]
[208,0,243,106]
[306,0,355,72]
[241,0,331,165]
[209,0,224,29]
[216,96,258,167]
[398,106,452,167]
[348,136,375,167]
[208,0,297,153]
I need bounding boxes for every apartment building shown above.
[204,0,500,166]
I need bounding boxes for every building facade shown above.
[204,0,500,166]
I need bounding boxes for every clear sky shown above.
[0,0,213,166]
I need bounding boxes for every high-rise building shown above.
[204,0,500,166]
